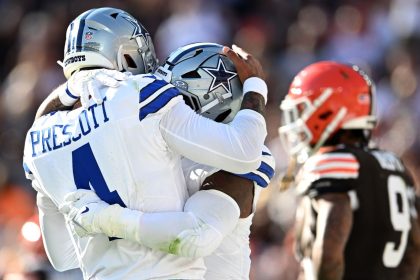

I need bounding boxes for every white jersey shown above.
[182,146,275,280]
[23,74,267,280]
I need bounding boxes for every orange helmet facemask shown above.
[279,61,377,163]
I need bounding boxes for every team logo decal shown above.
[202,58,237,93]
[122,16,143,39]
[173,80,188,91]
[85,31,93,40]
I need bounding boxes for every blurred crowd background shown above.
[0,0,419,279]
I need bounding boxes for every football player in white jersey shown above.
[60,43,276,280]
[23,8,268,280]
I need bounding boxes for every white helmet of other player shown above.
[156,43,242,123]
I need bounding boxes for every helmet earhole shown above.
[215,109,232,123]
[124,54,137,68]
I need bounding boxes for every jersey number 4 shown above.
[382,175,411,267]
[72,143,126,207]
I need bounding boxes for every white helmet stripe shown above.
[168,43,221,65]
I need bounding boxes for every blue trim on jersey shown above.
[233,154,275,188]
[65,85,78,99]
[237,172,269,188]
[23,163,32,175]
[139,79,168,103]
[258,161,275,179]
[262,151,271,156]
[139,87,180,120]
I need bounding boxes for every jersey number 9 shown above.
[382,175,411,267]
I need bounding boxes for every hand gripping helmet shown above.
[155,43,242,123]
[279,61,377,162]
[61,7,157,79]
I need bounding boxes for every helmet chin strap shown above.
[312,107,347,153]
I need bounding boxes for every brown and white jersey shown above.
[297,145,417,280]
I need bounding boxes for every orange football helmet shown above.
[279,61,377,162]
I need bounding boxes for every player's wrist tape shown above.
[58,84,79,106]
[243,77,268,105]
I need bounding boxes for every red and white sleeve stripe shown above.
[304,153,360,180]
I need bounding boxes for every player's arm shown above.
[201,171,254,218]
[200,146,275,218]
[36,191,79,271]
[311,193,353,280]
[35,84,72,120]
[62,176,247,258]
[22,162,79,271]
[160,100,266,174]
[294,198,310,280]
[398,191,420,280]
[61,150,274,258]
[61,178,240,259]
[224,45,266,116]
[61,176,251,259]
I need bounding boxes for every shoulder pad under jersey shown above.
[297,151,360,195]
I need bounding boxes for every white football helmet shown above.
[61,7,157,79]
[155,43,242,123]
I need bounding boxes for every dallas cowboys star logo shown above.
[202,58,237,93]
[122,16,143,39]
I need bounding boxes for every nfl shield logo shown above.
[85,32,93,40]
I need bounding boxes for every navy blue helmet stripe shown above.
[71,26,76,52]
[72,9,94,52]
[233,152,275,188]
[139,87,180,120]
[258,161,275,179]
[76,19,86,51]
[139,79,168,103]
[67,22,74,53]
